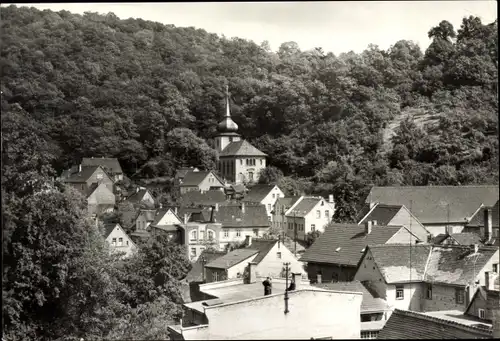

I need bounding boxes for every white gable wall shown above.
[198,172,224,193]
[302,198,335,236]
[105,224,137,258]
[255,241,306,279]
[157,209,182,225]
[260,186,285,221]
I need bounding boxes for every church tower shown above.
[215,85,241,152]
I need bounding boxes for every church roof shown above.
[219,140,267,157]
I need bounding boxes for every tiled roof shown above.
[247,239,278,264]
[219,140,267,157]
[275,196,302,214]
[205,249,259,269]
[63,166,100,183]
[468,200,499,228]
[312,281,390,313]
[179,207,212,223]
[180,171,211,187]
[185,250,226,282]
[299,224,403,266]
[432,234,449,244]
[242,184,276,203]
[102,223,120,239]
[213,204,270,228]
[82,157,123,174]
[139,209,157,222]
[369,244,499,285]
[127,189,154,204]
[286,197,323,218]
[175,167,199,179]
[180,190,227,206]
[449,233,484,246]
[227,184,247,194]
[378,309,493,339]
[366,186,499,224]
[358,204,403,225]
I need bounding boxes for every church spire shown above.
[217,84,239,133]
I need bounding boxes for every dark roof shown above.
[127,189,155,204]
[369,244,499,285]
[450,233,484,246]
[213,204,270,228]
[180,190,227,206]
[247,239,278,264]
[185,250,226,282]
[138,209,157,222]
[275,196,302,212]
[299,224,404,266]
[243,184,276,203]
[178,207,212,223]
[84,182,99,197]
[366,186,499,224]
[378,309,493,339]
[432,234,449,244]
[286,197,324,218]
[227,184,247,194]
[219,140,267,157]
[468,200,499,228]
[355,204,372,223]
[312,281,390,313]
[205,249,259,269]
[63,166,101,183]
[180,171,211,187]
[82,157,123,174]
[150,208,182,226]
[358,204,403,225]
[175,167,199,180]
[102,223,121,239]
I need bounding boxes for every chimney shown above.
[484,208,493,242]
[328,194,334,203]
[241,202,245,213]
[485,271,495,291]
[215,203,219,212]
[292,272,302,290]
[247,262,257,284]
[445,225,451,235]
[174,207,178,215]
[78,164,82,173]
[365,221,372,235]
[184,214,188,225]
[245,235,252,247]
[317,273,322,284]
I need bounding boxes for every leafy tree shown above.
[258,165,284,184]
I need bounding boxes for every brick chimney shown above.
[292,272,302,290]
[241,202,245,213]
[365,221,372,235]
[247,262,257,284]
[328,194,334,203]
[484,208,493,242]
[245,235,252,247]
[485,271,495,291]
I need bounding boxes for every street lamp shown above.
[284,262,290,314]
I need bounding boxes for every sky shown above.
[8,1,498,54]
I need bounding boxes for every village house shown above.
[378,309,493,339]
[179,170,225,195]
[125,187,156,208]
[312,281,391,339]
[179,190,227,207]
[224,183,248,201]
[61,165,114,193]
[168,271,363,340]
[86,183,115,216]
[148,207,186,244]
[175,167,200,184]
[81,157,124,182]
[242,184,285,222]
[129,209,156,241]
[432,232,484,246]
[300,221,422,282]
[357,203,430,242]
[465,200,499,244]
[354,244,499,314]
[465,272,500,323]
[214,86,267,185]
[283,195,336,240]
[272,196,302,233]
[102,223,137,258]
[363,185,499,236]
[204,236,306,283]
[184,220,223,261]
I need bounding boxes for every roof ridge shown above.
[392,309,493,335]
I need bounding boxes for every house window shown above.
[325,210,329,220]
[236,229,241,237]
[478,308,486,319]
[213,272,219,282]
[272,194,275,199]
[493,263,498,273]
[224,230,229,238]
[311,224,316,231]
[426,284,432,299]
[277,252,282,259]
[321,201,324,206]
[190,248,197,258]
[316,210,321,219]
[456,288,464,304]
[208,231,214,240]
[240,159,243,165]
[396,285,404,300]
[253,229,259,236]
[118,238,123,247]
[361,331,379,339]
[191,230,197,241]
[268,204,272,211]
[249,172,254,181]
[112,238,117,246]
[126,241,129,246]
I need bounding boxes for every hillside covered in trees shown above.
[2,5,498,221]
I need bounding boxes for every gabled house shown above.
[175,167,200,183]
[465,272,500,322]
[358,203,430,242]
[148,207,185,243]
[432,232,484,246]
[378,309,493,339]
[354,244,500,314]
[61,165,114,193]
[179,171,225,195]
[102,223,137,258]
[126,187,156,208]
[300,221,422,282]
[184,221,223,261]
[81,157,124,182]
[312,281,391,339]
[465,200,499,244]
[284,195,335,240]
[363,185,499,236]
[86,183,115,216]
[204,236,306,283]
[224,183,248,200]
[129,209,157,241]
[179,190,227,207]
[242,184,285,222]
[272,196,302,233]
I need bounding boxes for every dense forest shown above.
[1,5,498,340]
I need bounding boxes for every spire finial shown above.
[225,84,231,118]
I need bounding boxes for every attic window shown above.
[335,247,341,252]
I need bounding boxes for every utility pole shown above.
[293,210,297,257]
[284,262,290,314]
[201,255,207,282]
